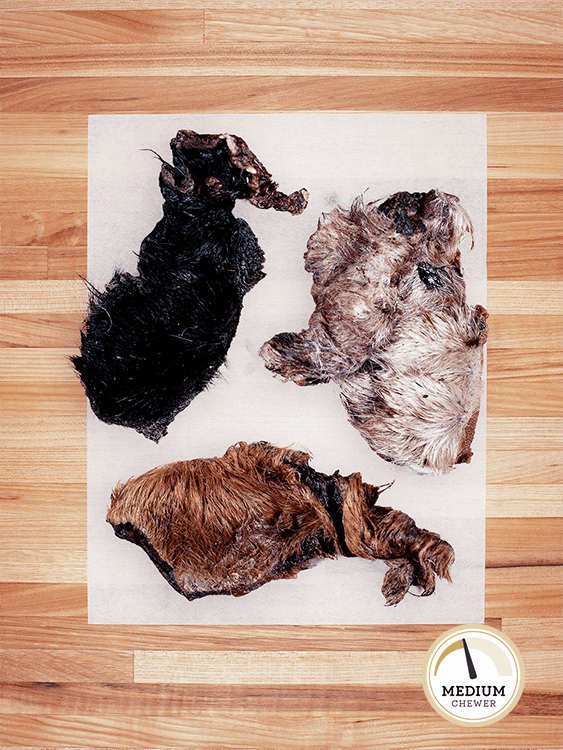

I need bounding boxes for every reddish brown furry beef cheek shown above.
[107,441,454,605]
[260,190,487,475]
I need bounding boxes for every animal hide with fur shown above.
[260,190,488,474]
[72,130,308,441]
[107,441,454,606]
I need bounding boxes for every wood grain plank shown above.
[486,342,563,414]
[0,550,87,583]
[0,386,84,418]
[2,0,563,9]
[0,280,86,313]
[488,146,563,178]
[1,42,562,78]
[487,418,563,449]
[0,484,86,549]
[2,77,562,113]
[0,649,133,682]
[488,114,563,146]
[0,178,87,212]
[0,346,84,381]
[509,651,563,689]
[0,247,88,281]
[0,617,500,651]
[0,315,84,348]
[0,113,87,211]
[0,10,204,44]
[135,647,563,689]
[487,315,562,349]
[0,352,82,497]
[0,246,49,280]
[0,109,88,158]
[488,214,563,255]
[487,485,563,517]
[0,212,87,247]
[0,712,560,749]
[487,566,562,585]
[0,419,85,479]
[134,650,425,685]
[0,338,86,483]
[0,683,461,714]
[1,682,557,716]
[486,518,563,566]
[487,282,563,314]
[487,349,563,380]
[487,450,562,483]
[502,616,563,649]
[0,448,85,483]
[0,141,86,180]
[0,583,88,617]
[487,380,562,417]
[46,247,86,280]
[0,112,87,145]
[135,647,561,689]
[205,9,563,44]
[488,179,562,213]
[484,245,562,281]
[486,583,563,619]
[0,683,438,715]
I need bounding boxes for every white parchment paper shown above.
[87,113,487,624]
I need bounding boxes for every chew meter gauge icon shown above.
[435,636,513,680]
[422,625,525,727]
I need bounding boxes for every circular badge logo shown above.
[422,625,525,726]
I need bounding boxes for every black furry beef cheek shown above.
[73,130,308,441]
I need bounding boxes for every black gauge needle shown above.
[462,638,477,680]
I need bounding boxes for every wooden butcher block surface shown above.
[0,3,561,748]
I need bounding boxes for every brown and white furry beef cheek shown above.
[260,191,488,475]
[107,441,454,605]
